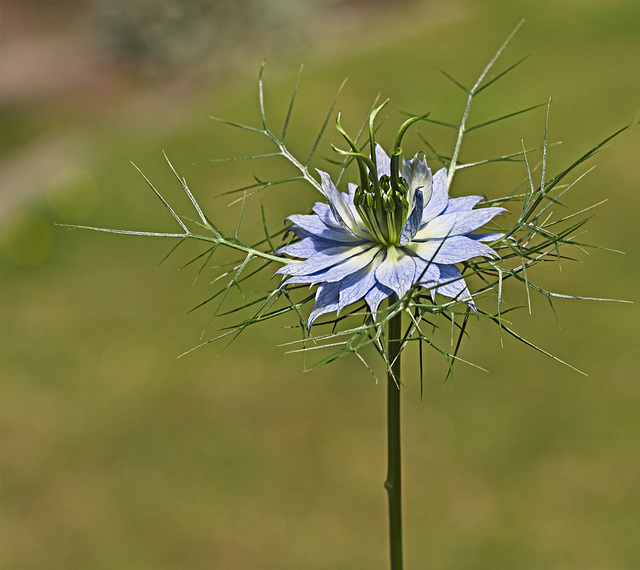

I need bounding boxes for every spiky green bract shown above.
[67,24,629,377]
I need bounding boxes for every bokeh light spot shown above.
[1,213,53,265]
[46,167,100,220]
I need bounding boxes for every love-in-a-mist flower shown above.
[277,112,506,327]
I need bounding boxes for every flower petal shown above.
[337,251,384,311]
[374,246,416,298]
[313,196,367,233]
[435,264,475,310]
[277,236,337,259]
[471,232,505,242]
[402,152,432,206]
[311,201,337,225]
[365,282,394,317]
[399,188,424,246]
[317,169,363,235]
[409,235,499,265]
[412,255,441,286]
[315,244,382,283]
[286,214,363,243]
[375,143,391,177]
[420,167,449,224]
[443,195,484,213]
[277,243,373,276]
[414,207,506,240]
[308,281,343,327]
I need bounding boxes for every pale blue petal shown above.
[402,153,432,206]
[286,213,333,234]
[277,236,337,258]
[420,167,449,224]
[287,214,362,243]
[315,245,382,283]
[365,282,394,317]
[435,264,475,310]
[399,189,424,246]
[343,185,367,230]
[374,247,417,298]
[308,282,343,327]
[471,232,505,242]
[375,143,391,177]
[317,169,361,234]
[414,207,506,239]
[278,274,318,285]
[311,201,336,224]
[443,196,484,213]
[401,157,411,183]
[337,252,383,311]
[410,236,499,265]
[279,245,381,286]
[412,255,441,286]
[277,243,373,276]
[313,193,367,233]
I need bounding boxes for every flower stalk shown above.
[385,298,404,569]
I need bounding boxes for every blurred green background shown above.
[2,1,639,568]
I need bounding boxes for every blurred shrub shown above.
[92,0,333,73]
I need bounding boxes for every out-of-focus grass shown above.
[2,1,639,568]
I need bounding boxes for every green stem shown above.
[385,299,403,570]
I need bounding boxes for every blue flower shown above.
[277,145,505,327]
